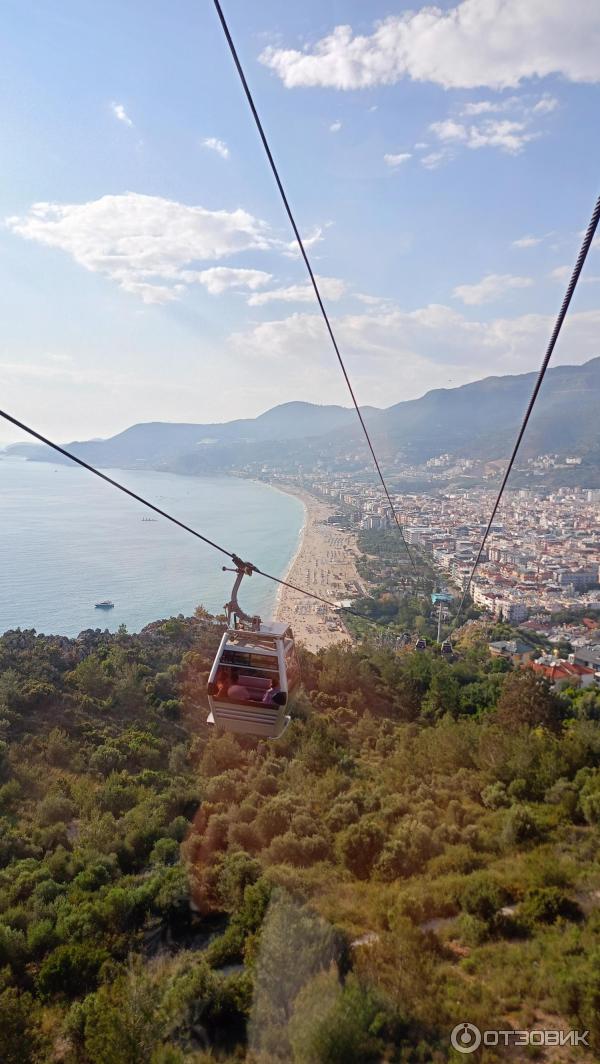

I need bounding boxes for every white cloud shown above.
[453,273,534,305]
[426,93,558,163]
[414,142,428,150]
[462,100,503,116]
[5,193,275,303]
[192,267,273,295]
[280,225,327,258]
[247,275,346,307]
[551,259,600,284]
[550,265,571,282]
[384,152,412,168]
[356,293,393,307]
[468,120,537,152]
[119,281,185,304]
[202,137,230,159]
[260,3,600,91]
[430,119,467,143]
[430,117,536,154]
[329,120,342,132]
[461,94,556,117]
[111,102,133,127]
[533,95,559,113]
[513,235,543,248]
[231,304,600,406]
[421,151,446,170]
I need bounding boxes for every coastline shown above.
[270,483,365,652]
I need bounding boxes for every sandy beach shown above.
[273,485,365,652]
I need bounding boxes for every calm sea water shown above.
[0,457,305,637]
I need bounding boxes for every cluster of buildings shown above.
[487,633,600,687]
[272,472,600,622]
[264,469,600,688]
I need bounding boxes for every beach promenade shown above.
[273,486,365,652]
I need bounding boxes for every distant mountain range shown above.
[8,357,600,476]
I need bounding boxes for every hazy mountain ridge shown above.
[8,358,600,472]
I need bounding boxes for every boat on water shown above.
[94,601,115,610]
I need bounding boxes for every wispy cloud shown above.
[111,102,133,127]
[424,94,557,167]
[513,235,543,248]
[356,293,394,307]
[247,275,346,306]
[193,267,272,295]
[280,225,328,258]
[384,152,412,168]
[421,151,445,170]
[329,120,342,133]
[533,96,559,114]
[453,273,533,305]
[202,137,230,160]
[552,262,600,284]
[430,117,537,154]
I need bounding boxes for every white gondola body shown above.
[207,621,299,738]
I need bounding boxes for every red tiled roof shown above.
[530,661,595,681]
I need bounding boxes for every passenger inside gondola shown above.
[262,676,282,705]
[227,671,250,701]
[212,663,281,704]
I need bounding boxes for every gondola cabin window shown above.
[215,650,280,704]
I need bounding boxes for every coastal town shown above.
[267,459,600,664]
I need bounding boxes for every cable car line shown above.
[452,191,600,632]
[0,407,385,629]
[211,0,417,575]
[0,408,235,559]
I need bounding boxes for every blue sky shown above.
[1,0,600,442]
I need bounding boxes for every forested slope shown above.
[1,616,600,1062]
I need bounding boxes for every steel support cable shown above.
[211,0,417,574]
[0,407,384,628]
[452,191,600,632]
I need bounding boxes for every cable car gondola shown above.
[207,558,299,738]
[415,637,427,652]
[441,640,454,657]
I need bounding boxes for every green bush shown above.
[0,987,39,1063]
[336,818,384,878]
[520,887,581,926]
[501,804,541,847]
[460,874,509,921]
[149,837,180,866]
[481,781,509,809]
[37,943,108,999]
[37,793,76,826]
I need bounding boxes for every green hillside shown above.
[1,613,600,1061]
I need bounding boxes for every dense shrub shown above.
[37,943,109,999]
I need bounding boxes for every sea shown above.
[0,456,305,638]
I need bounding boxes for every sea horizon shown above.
[0,456,305,638]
